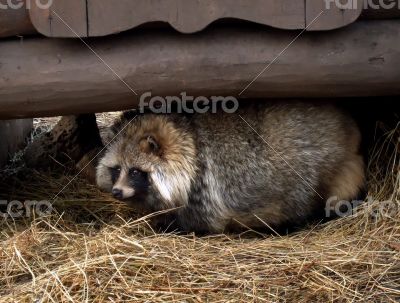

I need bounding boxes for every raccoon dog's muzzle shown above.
[110,166,149,201]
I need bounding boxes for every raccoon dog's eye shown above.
[128,168,149,193]
[129,168,142,178]
[109,166,121,183]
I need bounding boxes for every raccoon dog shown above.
[96,102,365,233]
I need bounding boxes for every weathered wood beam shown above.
[0,20,399,119]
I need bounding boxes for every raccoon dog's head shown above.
[96,113,197,211]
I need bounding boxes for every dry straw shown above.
[0,118,398,302]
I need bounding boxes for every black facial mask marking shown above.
[128,168,149,195]
[109,166,121,184]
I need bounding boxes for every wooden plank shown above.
[24,0,368,37]
[0,0,36,37]
[2,0,398,39]
[87,0,304,36]
[29,0,87,38]
[0,20,399,118]
[0,119,32,167]
[1,0,397,39]
[306,0,363,30]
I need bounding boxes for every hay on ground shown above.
[0,117,398,303]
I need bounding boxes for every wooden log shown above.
[0,20,399,119]
[0,119,32,167]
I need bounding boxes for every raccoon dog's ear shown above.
[140,135,161,155]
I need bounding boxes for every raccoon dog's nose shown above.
[112,188,123,200]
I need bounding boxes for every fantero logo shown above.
[0,0,53,10]
[0,200,53,218]
[324,0,358,9]
[325,0,400,10]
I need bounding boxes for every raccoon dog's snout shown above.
[106,164,150,201]
[111,186,135,200]
[108,166,136,200]
[111,188,123,200]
